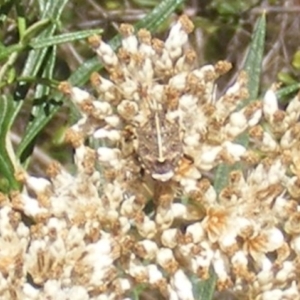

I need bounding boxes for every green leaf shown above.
[192,270,217,300]
[0,19,54,62]
[213,164,232,195]
[13,0,69,161]
[211,0,251,15]
[15,2,27,39]
[213,13,266,199]
[292,50,300,70]
[242,12,266,106]
[17,46,60,162]
[16,0,185,160]
[39,0,67,19]
[277,71,297,85]
[0,95,19,191]
[134,0,184,32]
[276,83,300,100]
[22,18,51,45]
[132,0,158,7]
[0,43,24,62]
[30,29,103,49]
[36,0,47,13]
[236,12,266,147]
[68,57,100,87]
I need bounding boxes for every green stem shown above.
[15,2,27,39]
[0,51,18,86]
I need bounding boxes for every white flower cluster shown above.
[60,15,262,195]
[1,15,300,300]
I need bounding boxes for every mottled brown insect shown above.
[136,110,182,181]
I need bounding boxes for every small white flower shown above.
[219,228,237,251]
[128,256,147,278]
[275,261,294,283]
[168,286,180,300]
[137,240,158,260]
[47,218,66,232]
[247,163,265,185]
[95,75,114,91]
[147,264,163,285]
[114,278,131,293]
[263,88,278,118]
[156,248,175,267]
[192,65,214,81]
[235,217,253,235]
[122,35,138,54]
[261,289,283,300]
[23,283,39,299]
[280,128,297,149]
[119,78,138,99]
[155,49,173,71]
[282,281,299,299]
[95,40,118,66]
[117,100,139,119]
[43,280,63,297]
[66,225,85,248]
[197,145,222,169]
[224,111,248,137]
[120,195,136,216]
[21,194,48,217]
[224,79,243,96]
[155,206,174,229]
[169,72,188,90]
[231,250,248,267]
[247,109,262,127]
[286,94,300,124]
[186,222,205,243]
[93,128,121,141]
[93,101,112,117]
[223,141,246,160]
[104,115,121,127]
[183,132,200,147]
[256,255,272,271]
[137,57,154,82]
[170,269,194,300]
[291,235,300,255]
[179,94,197,111]
[25,176,51,193]
[70,87,91,104]
[179,177,198,194]
[161,228,178,248]
[66,286,89,300]
[213,250,230,281]
[97,147,121,162]
[229,111,247,128]
[136,216,157,239]
[265,227,284,251]
[261,131,278,151]
[267,159,286,184]
[171,203,188,219]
